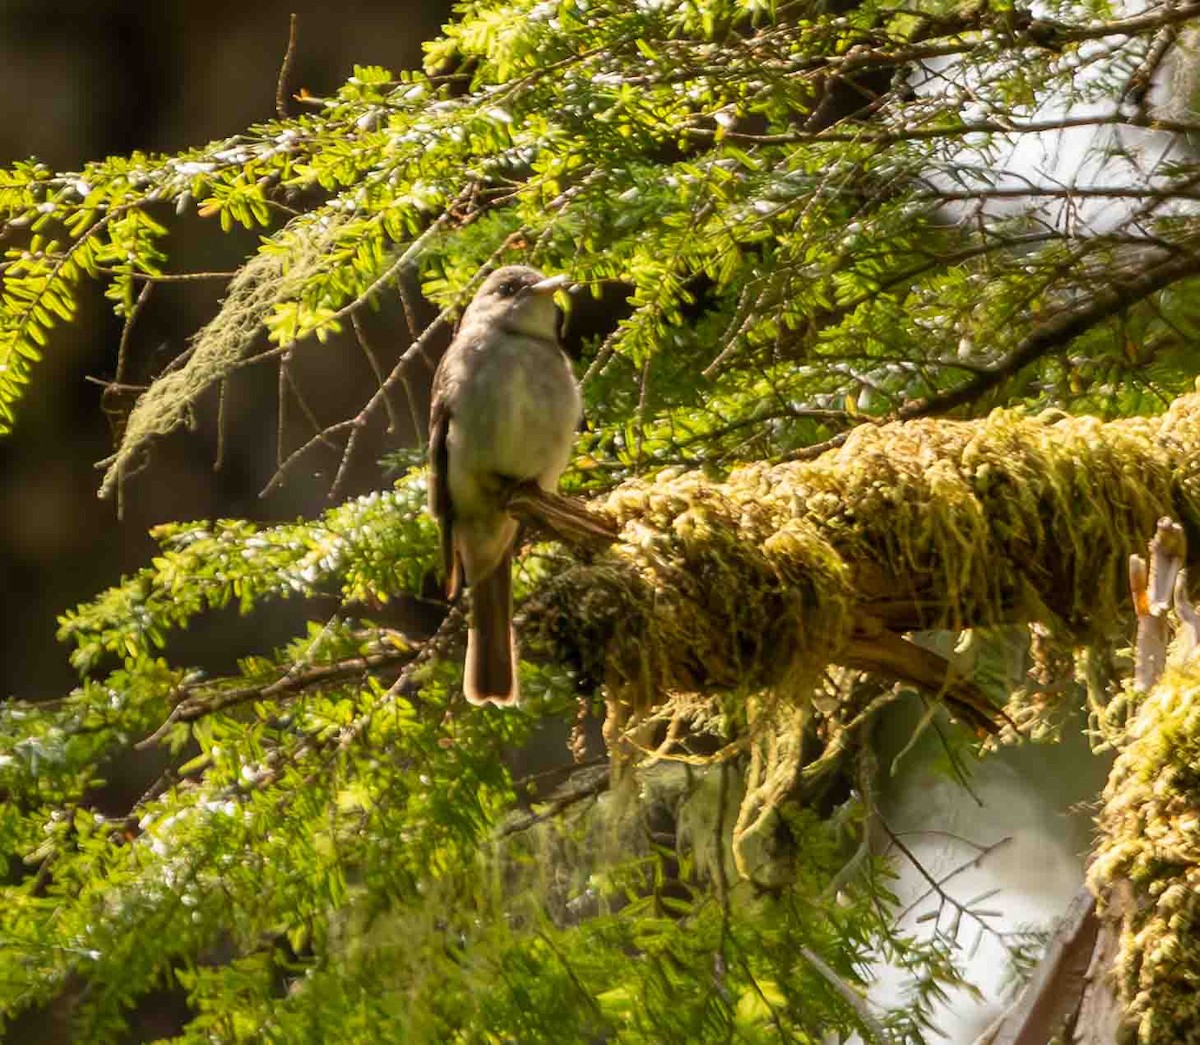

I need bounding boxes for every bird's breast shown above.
[447,334,580,509]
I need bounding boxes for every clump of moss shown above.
[533,471,856,709]
[790,403,1191,635]
[1091,661,1200,1041]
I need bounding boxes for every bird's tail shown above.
[464,550,518,706]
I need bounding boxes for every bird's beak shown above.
[528,274,571,295]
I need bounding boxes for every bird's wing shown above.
[428,364,461,600]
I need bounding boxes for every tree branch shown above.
[840,625,1012,735]
[531,392,1200,726]
[135,643,418,749]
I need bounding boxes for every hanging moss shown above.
[97,215,353,499]
[1091,661,1200,1042]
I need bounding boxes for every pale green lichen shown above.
[98,215,350,499]
[1092,661,1200,1041]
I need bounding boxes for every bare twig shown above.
[261,418,355,496]
[895,835,1013,924]
[881,815,1014,952]
[328,416,366,501]
[351,312,401,434]
[281,354,332,442]
[114,281,153,385]
[276,352,289,468]
[276,14,299,119]
[496,764,611,838]
[214,379,228,471]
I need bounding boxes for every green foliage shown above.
[1,0,1198,1038]
[0,461,970,1039]
[0,0,1193,455]
[156,805,969,1043]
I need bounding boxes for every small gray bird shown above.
[428,265,582,705]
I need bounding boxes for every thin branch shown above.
[798,945,888,1040]
[684,111,1200,148]
[496,765,611,838]
[1123,22,1181,110]
[784,245,1200,462]
[114,281,153,385]
[275,14,299,120]
[135,645,418,749]
[214,378,228,471]
[281,353,332,442]
[122,269,238,283]
[398,371,425,448]
[895,836,1014,924]
[261,419,355,496]
[881,813,1014,948]
[581,327,623,387]
[918,184,1200,204]
[351,312,401,434]
[901,248,1200,421]
[328,416,366,502]
[276,352,289,469]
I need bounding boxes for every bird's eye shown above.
[498,282,516,297]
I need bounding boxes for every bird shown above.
[428,265,582,706]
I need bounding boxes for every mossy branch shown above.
[528,394,1200,729]
[1091,663,1200,1039]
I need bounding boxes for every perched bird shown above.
[428,265,581,705]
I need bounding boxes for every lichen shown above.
[1092,661,1200,1041]
[98,215,349,499]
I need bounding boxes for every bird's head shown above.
[461,265,569,342]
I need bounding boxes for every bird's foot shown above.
[503,480,619,545]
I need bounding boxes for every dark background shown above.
[0,1,453,702]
